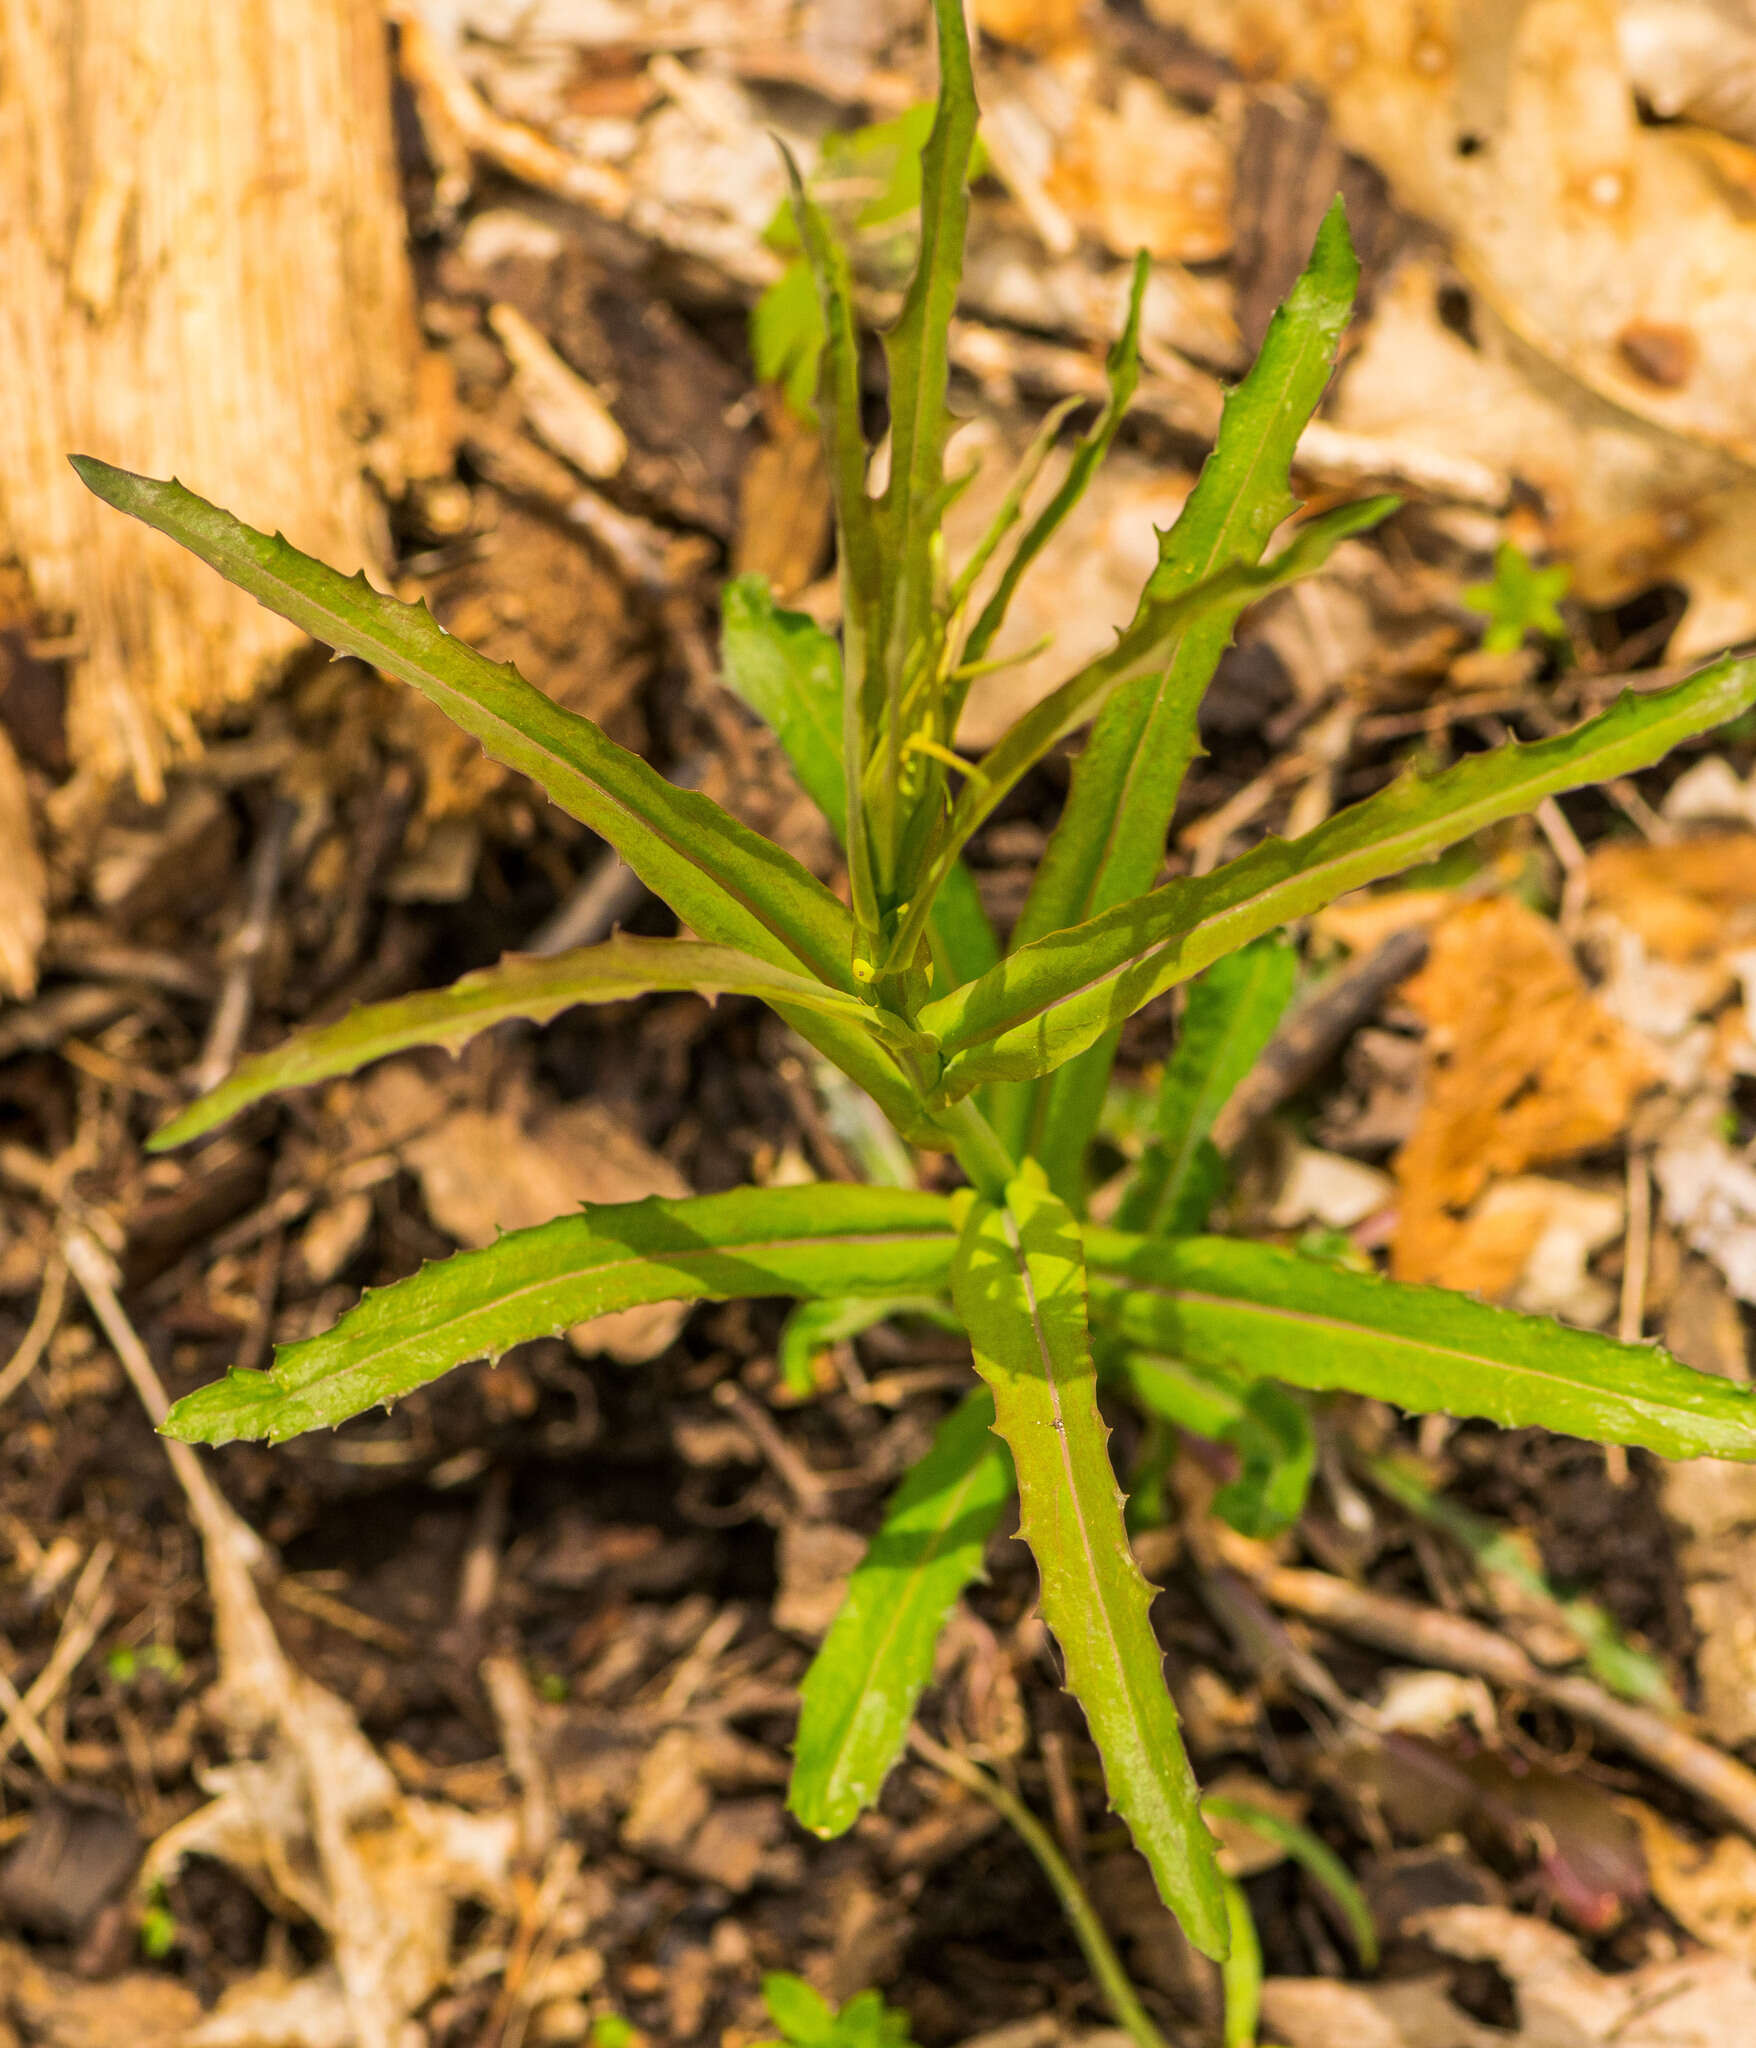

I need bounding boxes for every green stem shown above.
[1219,1875,1263,2048]
[909,1729,1174,2048]
[931,1094,1016,1199]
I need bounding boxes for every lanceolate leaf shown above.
[790,1389,1013,1836]
[1086,1232,1756,1462]
[778,1294,958,1397]
[877,0,978,703]
[893,496,1395,969]
[720,576,846,831]
[923,656,1756,1094]
[1119,936,1297,1236]
[152,936,901,1151]
[71,459,923,1132]
[162,1187,960,1447]
[950,1167,1228,1957]
[1001,209,1357,1185]
[69,461,857,992]
[1120,1353,1314,1538]
[780,159,885,932]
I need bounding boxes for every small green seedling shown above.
[756,1973,915,2048]
[74,0,1756,1968]
[1464,540,1571,653]
[138,1883,179,1962]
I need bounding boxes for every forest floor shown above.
[8,4,1756,2045]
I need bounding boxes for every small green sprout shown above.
[106,1643,186,1686]
[755,1973,916,2048]
[1464,540,1571,653]
[139,1884,178,1961]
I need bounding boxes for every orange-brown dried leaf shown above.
[1585,832,1756,961]
[1392,897,1660,1287]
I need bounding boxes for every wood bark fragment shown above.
[0,0,421,796]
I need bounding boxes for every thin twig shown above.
[191,797,296,1094]
[1534,794,1590,935]
[909,1728,1174,2048]
[60,1225,268,1584]
[0,1540,115,1775]
[0,1252,66,1413]
[712,1378,837,1518]
[1211,925,1432,1154]
[1236,1553,1756,1841]
[0,1661,63,1781]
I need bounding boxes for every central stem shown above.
[932,1093,1016,1200]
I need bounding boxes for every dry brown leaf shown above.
[398,1088,691,1364]
[1314,887,1458,955]
[1657,1247,1756,1743]
[1655,1091,1756,1302]
[1269,1144,1394,1231]
[1392,898,1660,1287]
[773,1521,867,1639]
[1045,75,1234,263]
[1418,1176,1626,1323]
[1146,0,1756,648]
[1264,1902,1756,2046]
[1629,1803,1756,1961]
[1329,258,1756,654]
[974,0,1090,52]
[735,400,832,601]
[1619,0,1756,149]
[1147,0,1756,459]
[1587,834,1756,962]
[1202,1769,1310,1878]
[99,1260,521,2048]
[0,1938,200,2048]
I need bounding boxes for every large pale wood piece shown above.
[0,0,419,796]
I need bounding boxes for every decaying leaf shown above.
[1588,833,1756,964]
[123,1346,517,2048]
[354,1060,693,1363]
[1147,0,1756,456]
[1044,75,1235,263]
[1263,1902,1756,2046]
[0,1937,199,2048]
[1630,1802,1756,1962]
[1393,898,1659,1292]
[1659,1408,1756,1747]
[1330,258,1756,655]
[1619,0,1756,149]
[1148,0,1756,648]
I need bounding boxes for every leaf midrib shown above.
[289,1226,961,1388]
[1070,314,1326,931]
[1099,1277,1754,1440]
[1002,1209,1171,1819]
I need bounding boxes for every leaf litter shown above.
[17,0,1756,2040]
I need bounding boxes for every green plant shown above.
[755,1973,916,2048]
[1463,540,1571,654]
[72,0,1756,1970]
